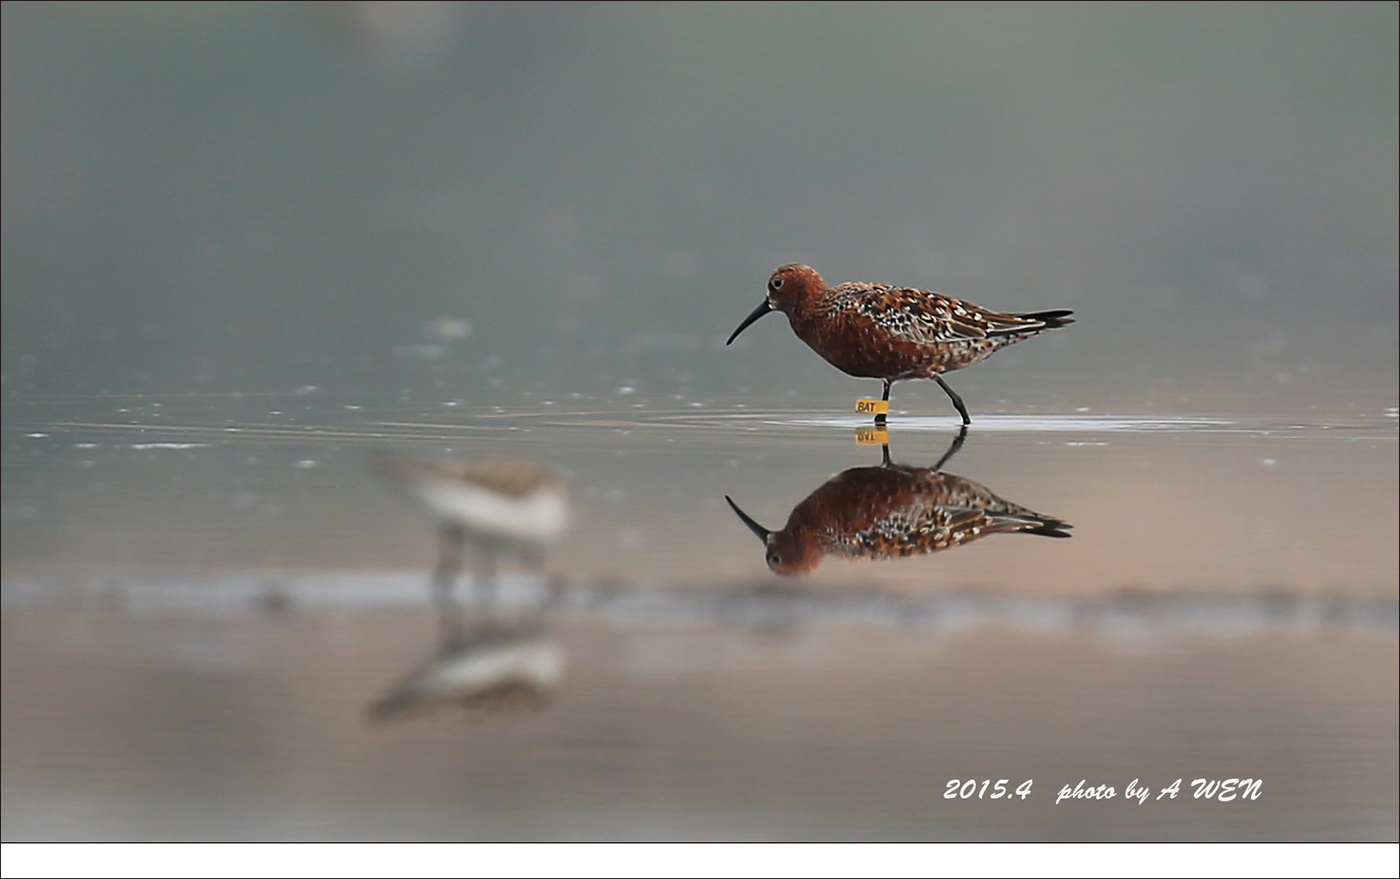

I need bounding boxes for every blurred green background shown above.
[3,1,1396,406]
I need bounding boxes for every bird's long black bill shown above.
[724,495,772,543]
[726,300,774,345]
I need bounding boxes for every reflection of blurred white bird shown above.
[369,623,565,721]
[373,452,569,609]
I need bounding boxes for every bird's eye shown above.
[769,278,784,291]
[767,552,781,565]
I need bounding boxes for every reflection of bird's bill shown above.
[373,451,569,545]
[368,625,565,721]
[725,495,772,542]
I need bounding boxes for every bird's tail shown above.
[1018,309,1074,329]
[986,511,1074,538]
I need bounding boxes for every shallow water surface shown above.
[3,393,1396,840]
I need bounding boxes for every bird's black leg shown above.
[935,375,971,425]
[874,379,892,425]
[931,424,969,472]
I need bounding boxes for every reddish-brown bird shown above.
[726,264,1074,424]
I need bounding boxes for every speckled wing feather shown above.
[840,283,1068,346]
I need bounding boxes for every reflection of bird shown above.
[373,452,568,610]
[726,264,1073,424]
[726,430,1070,575]
[368,622,565,721]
